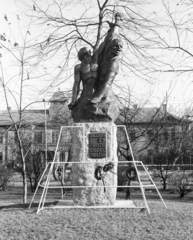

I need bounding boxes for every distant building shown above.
[0,95,192,166]
[0,90,72,165]
[116,104,192,165]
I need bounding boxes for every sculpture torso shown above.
[77,62,98,98]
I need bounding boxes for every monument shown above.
[29,11,167,214]
[68,13,123,206]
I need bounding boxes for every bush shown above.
[168,171,192,198]
[117,165,130,191]
[26,152,46,193]
[0,165,13,191]
[14,151,46,192]
[152,168,172,190]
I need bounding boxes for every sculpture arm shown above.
[68,64,81,110]
[92,13,121,65]
[106,13,121,42]
[72,64,81,103]
[97,16,121,63]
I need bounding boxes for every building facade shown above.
[0,93,192,166]
[117,104,192,165]
[0,90,72,165]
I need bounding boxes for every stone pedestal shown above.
[71,122,118,206]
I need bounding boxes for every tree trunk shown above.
[22,169,28,203]
[18,139,28,203]
[16,130,28,203]
[180,191,185,198]
[163,179,167,190]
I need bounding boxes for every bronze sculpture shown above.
[68,13,123,123]
[68,47,98,111]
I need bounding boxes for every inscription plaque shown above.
[89,133,106,158]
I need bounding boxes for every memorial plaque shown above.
[89,132,106,158]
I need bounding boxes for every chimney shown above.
[162,104,167,114]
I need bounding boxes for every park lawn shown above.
[0,187,192,240]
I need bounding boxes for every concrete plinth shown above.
[71,122,118,206]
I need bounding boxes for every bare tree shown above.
[116,95,192,189]
[147,0,193,112]
[20,0,164,97]
[168,170,192,198]
[14,141,47,193]
[0,15,43,202]
[150,115,192,189]
[116,100,168,160]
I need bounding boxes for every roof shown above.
[117,107,188,124]
[0,106,190,127]
[0,110,48,126]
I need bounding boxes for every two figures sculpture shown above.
[68,13,123,123]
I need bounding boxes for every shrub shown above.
[152,168,172,190]
[0,165,13,191]
[117,165,130,191]
[26,152,46,193]
[168,171,192,198]
[14,150,46,192]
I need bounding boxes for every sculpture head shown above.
[78,47,92,62]
[110,38,123,57]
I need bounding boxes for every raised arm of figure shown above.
[105,13,121,44]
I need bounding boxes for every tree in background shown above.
[13,137,47,193]
[152,0,193,112]
[0,14,45,202]
[116,97,192,190]
[0,164,13,191]
[168,170,192,198]
[150,116,192,190]
[116,100,169,162]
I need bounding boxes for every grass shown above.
[0,186,192,240]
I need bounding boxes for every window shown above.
[60,151,69,162]
[163,148,169,155]
[0,152,3,164]
[147,129,153,139]
[34,131,43,143]
[163,130,168,141]
[14,131,18,143]
[14,131,25,143]
[147,149,154,156]
[47,151,55,162]
[171,128,175,141]
[61,131,72,144]
[0,133,3,143]
[130,130,136,141]
[52,131,59,144]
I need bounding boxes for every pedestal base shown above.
[71,122,118,206]
[54,200,138,209]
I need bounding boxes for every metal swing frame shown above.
[29,125,167,214]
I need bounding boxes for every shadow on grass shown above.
[117,189,193,203]
[0,186,192,211]
[0,201,57,211]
